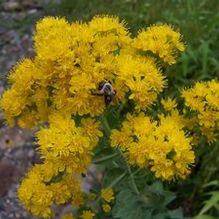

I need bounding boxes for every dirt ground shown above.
[0,1,52,218]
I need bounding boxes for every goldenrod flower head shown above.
[102,203,112,213]
[34,16,72,60]
[17,166,53,218]
[88,192,97,201]
[80,118,103,148]
[18,164,83,218]
[0,59,40,127]
[61,213,75,219]
[36,112,101,174]
[134,24,185,65]
[161,97,177,112]
[37,112,90,158]
[17,112,101,217]
[81,210,95,219]
[181,80,219,142]
[116,55,166,109]
[89,15,127,33]
[111,112,195,181]
[71,189,84,207]
[101,188,115,203]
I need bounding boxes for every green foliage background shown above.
[45,0,219,218]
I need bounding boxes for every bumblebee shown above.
[92,80,116,106]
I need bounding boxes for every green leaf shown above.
[195,215,217,219]
[112,183,184,219]
[103,167,126,188]
[167,208,185,219]
[203,181,219,188]
[153,213,167,219]
[146,181,163,194]
[199,191,219,215]
[143,181,176,208]
[112,189,140,219]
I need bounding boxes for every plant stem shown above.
[93,171,127,210]
[93,153,119,164]
[100,114,140,195]
[118,149,140,195]
[117,100,126,114]
[109,171,127,188]
[100,115,111,137]
[133,168,142,176]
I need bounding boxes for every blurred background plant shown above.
[194,180,219,219]
[0,0,218,218]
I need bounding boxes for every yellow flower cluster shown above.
[161,97,177,112]
[181,80,219,142]
[81,210,95,219]
[102,203,111,213]
[134,24,185,65]
[111,112,195,181]
[101,188,115,203]
[61,213,75,219]
[0,15,187,218]
[0,16,185,127]
[61,210,96,219]
[17,113,102,217]
[18,165,81,218]
[100,188,114,213]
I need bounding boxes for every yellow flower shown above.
[81,210,95,219]
[89,15,128,34]
[34,16,72,60]
[17,164,83,218]
[101,188,115,203]
[134,24,185,65]
[181,80,219,142]
[80,118,103,148]
[161,97,177,112]
[36,112,91,159]
[17,166,53,218]
[88,192,97,201]
[116,55,166,109]
[111,112,195,181]
[61,213,75,219]
[102,203,111,213]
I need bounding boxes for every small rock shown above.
[27,149,35,158]
[22,211,28,218]
[0,161,19,196]
[0,27,5,35]
[6,199,10,204]
[3,1,21,11]
[14,149,23,159]
[15,212,20,218]
[7,190,14,198]
[27,9,38,14]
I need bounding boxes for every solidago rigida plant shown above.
[0,15,218,219]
